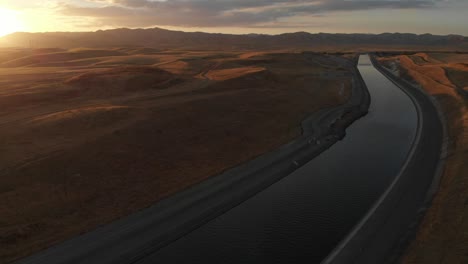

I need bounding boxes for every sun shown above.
[0,8,24,37]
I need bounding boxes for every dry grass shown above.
[378,53,468,264]
[204,66,267,81]
[0,49,126,68]
[445,67,468,92]
[0,48,355,263]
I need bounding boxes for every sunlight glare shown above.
[0,8,24,37]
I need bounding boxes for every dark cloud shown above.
[59,0,450,28]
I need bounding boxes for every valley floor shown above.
[0,48,356,263]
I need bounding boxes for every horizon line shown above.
[2,27,467,38]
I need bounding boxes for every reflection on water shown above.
[140,55,418,264]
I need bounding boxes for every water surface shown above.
[139,55,418,263]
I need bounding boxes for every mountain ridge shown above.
[1,27,466,50]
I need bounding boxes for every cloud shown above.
[57,0,455,28]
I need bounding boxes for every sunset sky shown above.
[0,0,467,37]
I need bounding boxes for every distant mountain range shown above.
[1,27,467,51]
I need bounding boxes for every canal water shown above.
[139,55,418,264]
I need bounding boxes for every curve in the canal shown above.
[138,55,419,264]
